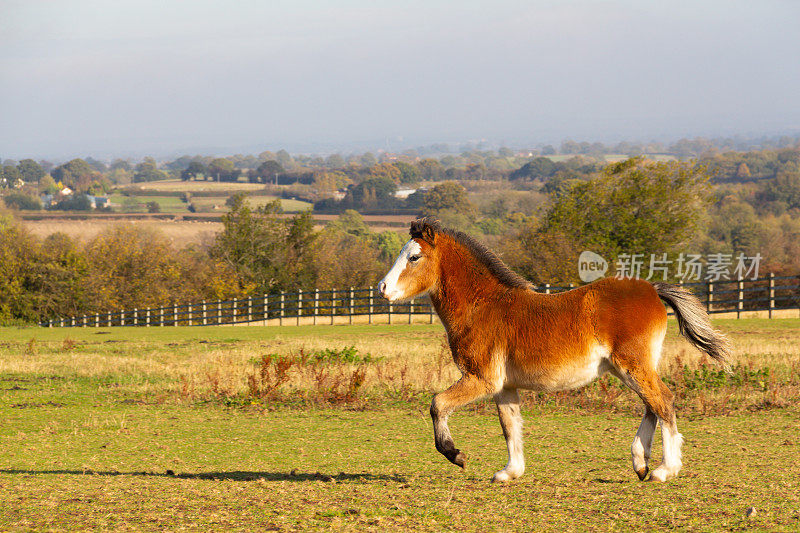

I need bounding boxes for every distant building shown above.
[394,188,418,199]
[40,191,114,210]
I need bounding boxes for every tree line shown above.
[6,155,799,324]
[0,200,405,324]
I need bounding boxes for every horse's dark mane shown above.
[410,218,531,290]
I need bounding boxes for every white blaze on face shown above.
[379,239,421,301]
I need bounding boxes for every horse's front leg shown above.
[430,373,493,468]
[492,387,525,482]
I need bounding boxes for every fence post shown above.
[121,309,125,327]
[280,291,285,326]
[133,308,138,327]
[409,298,414,324]
[202,300,207,325]
[314,289,319,325]
[331,289,336,325]
[388,301,392,325]
[146,308,151,327]
[429,297,434,324]
[94,313,99,328]
[737,277,744,319]
[189,303,193,326]
[297,290,302,326]
[174,303,178,326]
[217,300,222,325]
[233,297,238,324]
[107,311,112,327]
[707,282,714,314]
[264,294,269,324]
[349,287,354,325]
[159,306,164,327]
[369,286,374,325]
[769,273,775,319]
[71,316,75,327]
[544,283,550,295]
[248,296,252,323]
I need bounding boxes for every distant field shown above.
[603,154,678,163]
[21,211,411,246]
[108,194,188,213]
[22,219,223,247]
[0,320,798,530]
[188,195,311,213]
[108,193,312,214]
[131,179,267,193]
[542,154,678,163]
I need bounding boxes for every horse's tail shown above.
[652,282,731,370]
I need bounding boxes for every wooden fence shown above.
[41,274,800,328]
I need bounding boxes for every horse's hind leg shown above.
[647,379,683,482]
[631,407,658,480]
[492,388,525,482]
[616,365,683,482]
[430,374,493,468]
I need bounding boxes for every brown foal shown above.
[378,219,729,482]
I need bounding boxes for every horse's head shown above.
[378,219,440,302]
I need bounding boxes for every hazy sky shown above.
[2,0,799,159]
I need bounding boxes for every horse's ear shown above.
[410,217,438,246]
[421,225,436,246]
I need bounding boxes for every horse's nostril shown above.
[378,281,386,295]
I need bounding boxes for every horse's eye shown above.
[409,255,421,263]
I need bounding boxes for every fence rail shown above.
[41,274,800,328]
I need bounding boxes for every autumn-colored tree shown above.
[499,225,583,284]
[252,160,283,183]
[310,210,403,288]
[347,176,397,209]
[133,157,168,182]
[83,225,240,312]
[735,162,751,179]
[51,158,101,192]
[211,197,317,293]
[394,161,420,184]
[207,158,238,182]
[312,171,350,193]
[180,161,206,181]
[418,158,444,180]
[542,158,710,257]
[17,159,45,183]
[0,225,91,322]
[423,182,475,216]
[369,162,403,184]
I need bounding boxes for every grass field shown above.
[131,179,268,193]
[0,320,798,530]
[22,219,223,248]
[108,193,312,214]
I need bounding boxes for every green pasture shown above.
[0,320,798,530]
[109,193,312,214]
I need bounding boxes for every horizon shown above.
[2,1,799,161]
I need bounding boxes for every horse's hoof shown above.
[636,466,649,481]
[453,451,466,469]
[492,471,510,483]
[446,449,466,468]
[648,465,678,482]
